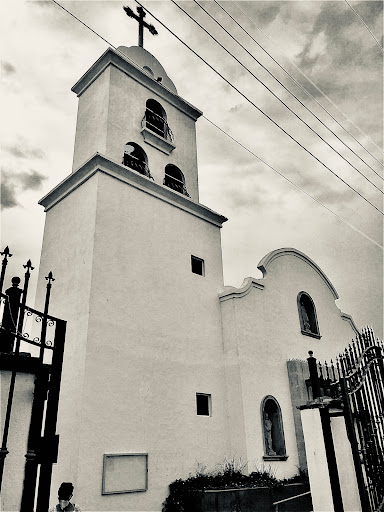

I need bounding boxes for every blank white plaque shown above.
[102,453,148,494]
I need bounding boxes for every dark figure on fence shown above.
[49,482,82,512]
[0,277,22,353]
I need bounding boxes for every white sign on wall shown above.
[102,453,148,494]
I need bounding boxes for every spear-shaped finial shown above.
[23,260,34,273]
[45,271,55,284]
[0,246,12,294]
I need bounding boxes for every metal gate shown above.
[0,246,66,511]
[339,328,384,512]
[307,327,384,512]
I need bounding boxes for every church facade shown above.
[33,45,358,511]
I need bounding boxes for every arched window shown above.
[261,396,287,460]
[163,165,189,197]
[122,142,153,179]
[297,292,320,338]
[144,99,173,143]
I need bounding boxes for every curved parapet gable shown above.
[257,248,339,300]
[219,277,264,302]
[340,312,359,335]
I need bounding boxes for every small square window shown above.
[191,256,204,276]
[196,393,211,416]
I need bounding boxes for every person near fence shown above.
[49,482,82,512]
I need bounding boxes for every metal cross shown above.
[123,6,158,48]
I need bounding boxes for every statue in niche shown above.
[300,300,311,331]
[264,413,276,456]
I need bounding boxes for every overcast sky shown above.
[1,0,383,337]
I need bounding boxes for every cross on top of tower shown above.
[123,5,158,48]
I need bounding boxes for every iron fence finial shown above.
[0,246,12,258]
[45,271,55,283]
[23,260,34,272]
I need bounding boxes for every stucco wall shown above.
[0,371,34,512]
[72,62,200,202]
[220,250,357,479]
[35,175,99,503]
[72,67,110,172]
[36,170,228,511]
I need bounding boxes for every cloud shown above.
[0,169,47,209]
[1,61,16,75]
[4,144,45,160]
[0,175,18,209]
[18,169,47,191]
[247,2,282,26]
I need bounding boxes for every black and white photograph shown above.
[1,0,383,510]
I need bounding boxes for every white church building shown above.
[31,44,359,511]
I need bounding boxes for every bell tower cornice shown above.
[71,47,202,122]
[39,153,227,228]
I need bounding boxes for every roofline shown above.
[219,277,264,302]
[257,248,339,299]
[71,47,202,121]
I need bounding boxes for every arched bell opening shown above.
[122,142,153,179]
[163,164,189,197]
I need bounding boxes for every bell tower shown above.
[35,37,229,511]
[71,45,201,201]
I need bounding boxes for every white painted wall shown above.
[330,415,361,511]
[72,67,110,172]
[220,251,357,479]
[0,371,34,512]
[35,175,99,502]
[36,168,228,511]
[301,408,334,512]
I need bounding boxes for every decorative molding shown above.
[141,126,176,154]
[71,48,202,121]
[263,455,289,461]
[258,248,339,300]
[38,153,227,228]
[340,312,359,335]
[219,277,264,302]
[301,329,321,340]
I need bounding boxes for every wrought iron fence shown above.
[307,328,384,512]
[0,246,66,511]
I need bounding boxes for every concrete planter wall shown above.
[184,483,311,512]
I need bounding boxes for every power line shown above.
[231,0,384,158]
[344,0,384,52]
[202,115,383,250]
[164,0,384,211]
[48,0,383,249]
[192,0,384,187]
[50,0,115,49]
[215,0,384,173]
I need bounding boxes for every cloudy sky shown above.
[1,0,383,337]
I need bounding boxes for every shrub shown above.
[162,459,308,512]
